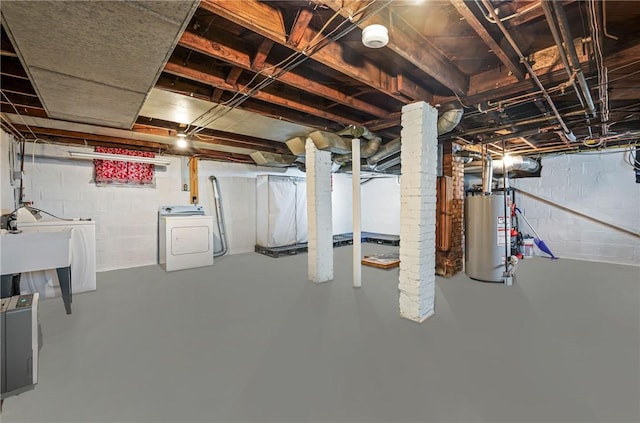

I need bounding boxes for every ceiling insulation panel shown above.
[1,0,198,129]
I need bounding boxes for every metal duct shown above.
[250,151,298,167]
[465,155,540,174]
[308,130,352,154]
[437,109,464,136]
[482,156,494,194]
[367,137,401,166]
[285,136,307,156]
[364,109,463,169]
[374,153,401,171]
[337,126,382,158]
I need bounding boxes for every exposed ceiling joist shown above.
[287,8,314,47]
[178,31,389,117]
[318,0,468,96]
[449,0,525,81]
[251,39,274,70]
[437,42,640,107]
[163,62,360,125]
[509,0,577,26]
[199,0,420,103]
[225,67,243,85]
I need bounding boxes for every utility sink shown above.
[1,229,72,275]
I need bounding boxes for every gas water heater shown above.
[465,191,513,282]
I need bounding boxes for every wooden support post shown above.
[190,157,198,204]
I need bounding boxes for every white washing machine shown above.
[158,205,214,272]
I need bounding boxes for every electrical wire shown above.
[0,91,38,141]
[185,1,391,136]
[25,206,75,221]
[186,6,358,132]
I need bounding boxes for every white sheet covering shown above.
[256,175,307,247]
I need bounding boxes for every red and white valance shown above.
[94,147,155,186]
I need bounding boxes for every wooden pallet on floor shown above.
[362,252,400,269]
[255,243,308,258]
[333,233,353,247]
[362,232,401,246]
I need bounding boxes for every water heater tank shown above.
[465,192,511,282]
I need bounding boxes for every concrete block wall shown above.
[196,161,300,256]
[0,132,307,271]
[12,142,189,271]
[511,148,639,266]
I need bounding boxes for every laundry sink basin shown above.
[1,229,73,275]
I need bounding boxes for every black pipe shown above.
[552,0,597,117]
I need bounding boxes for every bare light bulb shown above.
[176,138,189,149]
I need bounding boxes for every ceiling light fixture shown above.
[176,138,189,149]
[68,151,172,166]
[176,130,188,138]
[362,24,389,48]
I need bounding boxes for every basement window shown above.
[93,147,155,187]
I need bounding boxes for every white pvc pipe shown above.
[352,138,362,288]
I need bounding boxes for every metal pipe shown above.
[480,0,576,144]
[501,141,511,285]
[209,175,228,257]
[482,156,493,194]
[352,138,362,288]
[602,0,619,40]
[541,1,589,113]
[374,153,401,171]
[552,1,597,117]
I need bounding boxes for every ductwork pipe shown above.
[374,153,401,171]
[437,108,464,136]
[367,137,401,166]
[482,156,494,194]
[365,109,463,167]
[465,155,540,174]
[334,109,463,171]
[337,125,382,158]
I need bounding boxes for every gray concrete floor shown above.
[2,245,639,423]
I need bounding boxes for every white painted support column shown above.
[398,102,438,322]
[352,138,361,288]
[306,137,334,283]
